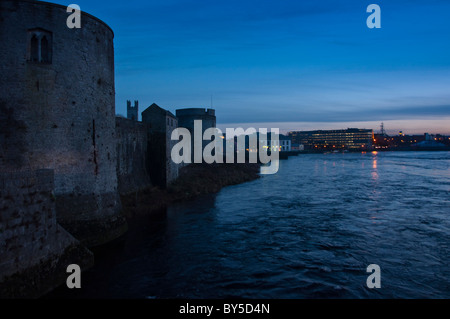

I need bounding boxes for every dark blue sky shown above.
[55,0,450,134]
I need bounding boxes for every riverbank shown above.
[120,163,261,218]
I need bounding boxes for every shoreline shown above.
[120,163,261,219]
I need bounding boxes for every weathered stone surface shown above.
[142,103,179,187]
[0,0,127,246]
[115,117,152,195]
[0,170,94,298]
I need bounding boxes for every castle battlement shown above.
[127,100,139,121]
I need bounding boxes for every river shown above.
[47,151,450,298]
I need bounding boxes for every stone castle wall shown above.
[0,0,126,247]
[115,117,152,194]
[147,118,179,187]
[142,104,179,187]
[0,1,193,297]
[0,169,93,298]
[165,119,179,185]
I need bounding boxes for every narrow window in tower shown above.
[31,35,39,62]
[27,29,52,64]
[41,36,49,63]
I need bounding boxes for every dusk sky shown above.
[54,0,450,134]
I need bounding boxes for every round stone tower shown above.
[176,108,217,163]
[176,108,216,132]
[0,0,127,246]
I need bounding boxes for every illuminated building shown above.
[288,128,374,150]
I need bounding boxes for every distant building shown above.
[412,139,446,149]
[289,128,374,150]
[411,133,445,150]
[279,134,291,151]
[127,100,139,121]
[242,132,286,153]
[176,108,216,162]
[142,103,178,187]
[291,143,304,151]
[253,133,291,151]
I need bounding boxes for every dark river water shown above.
[49,151,450,299]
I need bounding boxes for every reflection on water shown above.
[48,151,450,299]
[372,155,378,180]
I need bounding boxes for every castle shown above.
[127,100,139,121]
[0,0,215,297]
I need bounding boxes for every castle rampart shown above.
[0,0,126,246]
[0,169,93,298]
[115,117,152,194]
